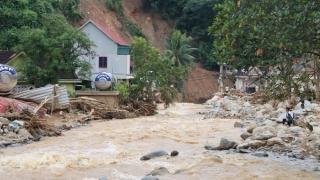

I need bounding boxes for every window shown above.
[99,57,107,68]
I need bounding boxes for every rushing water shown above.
[0,103,319,180]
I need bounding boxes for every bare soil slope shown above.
[183,65,234,103]
[79,0,227,102]
[79,0,172,51]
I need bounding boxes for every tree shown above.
[209,0,320,100]
[164,29,197,67]
[0,0,83,50]
[130,37,185,107]
[15,14,95,87]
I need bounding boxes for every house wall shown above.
[81,22,130,81]
[235,77,259,92]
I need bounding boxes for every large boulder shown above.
[240,132,252,140]
[234,122,244,128]
[267,137,285,146]
[253,131,276,140]
[140,150,169,161]
[237,143,249,149]
[252,126,276,135]
[295,100,314,111]
[18,129,34,139]
[264,104,274,111]
[247,123,256,133]
[248,140,266,149]
[206,137,237,150]
[285,126,303,135]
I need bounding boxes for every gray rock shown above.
[266,137,284,146]
[217,137,237,150]
[174,169,188,174]
[14,127,20,133]
[141,176,159,180]
[247,123,256,133]
[240,132,252,140]
[36,129,46,136]
[253,131,275,140]
[0,117,9,126]
[170,150,179,156]
[238,149,252,153]
[1,141,12,146]
[205,143,219,150]
[252,151,268,157]
[3,129,9,134]
[295,100,313,110]
[99,178,108,180]
[262,120,273,125]
[18,129,34,139]
[0,122,2,128]
[313,167,320,172]
[146,167,169,176]
[264,104,274,110]
[286,126,302,134]
[243,102,251,107]
[10,143,21,147]
[140,150,169,161]
[314,140,320,149]
[48,132,56,137]
[237,143,249,149]
[248,140,266,149]
[252,126,276,135]
[234,122,243,128]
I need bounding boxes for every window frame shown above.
[98,56,108,68]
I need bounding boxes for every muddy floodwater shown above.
[0,103,319,180]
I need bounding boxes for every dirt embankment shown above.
[183,65,234,103]
[78,0,172,51]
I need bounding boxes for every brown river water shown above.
[0,103,319,180]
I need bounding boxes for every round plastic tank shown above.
[0,64,17,92]
[94,72,112,90]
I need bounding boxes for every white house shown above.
[234,66,265,92]
[79,20,133,85]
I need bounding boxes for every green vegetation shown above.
[164,29,197,67]
[142,0,222,70]
[0,0,83,50]
[15,15,95,87]
[104,0,145,38]
[119,17,146,38]
[209,0,320,100]
[130,37,185,107]
[114,82,130,103]
[106,0,124,16]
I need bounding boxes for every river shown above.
[0,103,319,180]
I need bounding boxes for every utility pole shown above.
[219,62,224,93]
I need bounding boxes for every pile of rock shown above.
[0,117,35,148]
[203,95,320,162]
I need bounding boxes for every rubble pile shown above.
[69,97,157,119]
[203,93,320,162]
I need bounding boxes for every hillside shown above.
[78,0,228,102]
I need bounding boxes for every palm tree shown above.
[164,29,197,67]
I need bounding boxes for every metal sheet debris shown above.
[11,85,70,108]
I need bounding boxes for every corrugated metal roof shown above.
[12,85,70,106]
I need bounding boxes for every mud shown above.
[0,103,319,180]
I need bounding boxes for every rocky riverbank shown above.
[202,93,320,171]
